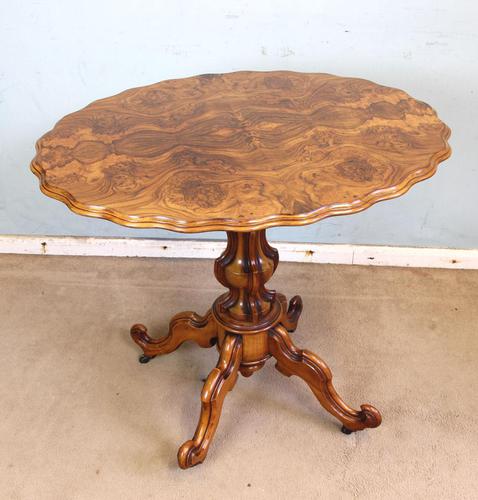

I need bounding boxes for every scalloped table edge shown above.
[30,123,451,234]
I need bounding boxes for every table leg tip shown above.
[139,354,156,364]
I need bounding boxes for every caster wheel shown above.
[139,354,156,364]
[341,425,354,435]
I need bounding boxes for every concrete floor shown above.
[1,254,477,499]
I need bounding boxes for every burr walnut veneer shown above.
[31,71,451,469]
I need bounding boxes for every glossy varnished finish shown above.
[213,230,281,334]
[31,71,450,233]
[269,325,381,431]
[130,231,381,467]
[130,310,217,358]
[177,334,242,469]
[31,71,451,469]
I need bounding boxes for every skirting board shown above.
[0,235,477,269]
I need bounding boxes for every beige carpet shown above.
[1,253,477,499]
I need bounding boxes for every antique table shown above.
[31,71,451,469]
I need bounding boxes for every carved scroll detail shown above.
[277,293,303,332]
[177,334,242,468]
[130,310,217,358]
[269,324,381,431]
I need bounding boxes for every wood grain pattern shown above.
[212,230,281,334]
[132,231,381,468]
[177,333,242,469]
[31,71,451,233]
[269,324,382,432]
[130,310,217,360]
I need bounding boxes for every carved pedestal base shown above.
[130,230,381,469]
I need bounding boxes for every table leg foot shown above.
[130,310,218,361]
[177,334,242,469]
[341,425,353,435]
[268,324,382,432]
[138,354,156,364]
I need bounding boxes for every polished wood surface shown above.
[31,71,450,233]
[31,71,451,469]
[130,310,217,363]
[269,324,381,431]
[131,231,381,467]
[177,333,242,469]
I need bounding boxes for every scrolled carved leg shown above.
[177,334,242,469]
[129,230,382,468]
[278,294,303,333]
[269,324,381,432]
[130,310,218,360]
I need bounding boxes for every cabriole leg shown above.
[130,310,217,363]
[177,334,242,469]
[269,324,381,432]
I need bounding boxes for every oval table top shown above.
[31,71,451,233]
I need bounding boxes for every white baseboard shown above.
[0,235,477,269]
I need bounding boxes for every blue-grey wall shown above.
[1,1,477,248]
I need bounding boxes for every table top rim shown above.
[31,127,451,233]
[30,70,452,234]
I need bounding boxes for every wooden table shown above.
[31,71,451,469]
